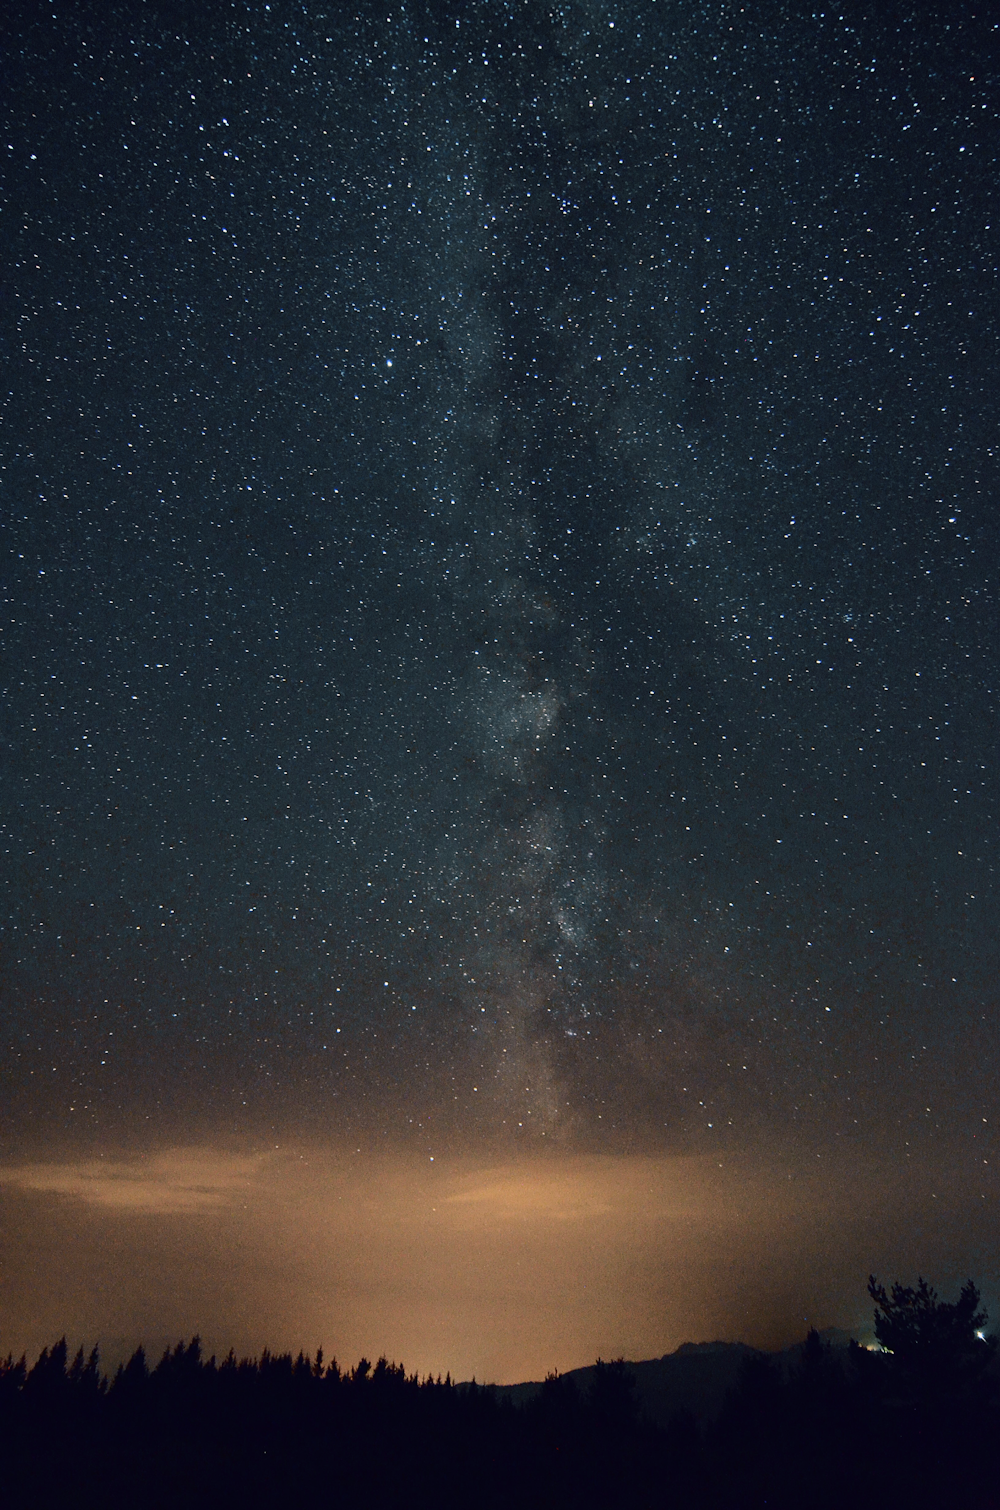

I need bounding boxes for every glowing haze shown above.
[1,1142,994,1380]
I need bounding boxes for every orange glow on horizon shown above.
[1,1141,994,1383]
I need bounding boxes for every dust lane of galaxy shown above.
[2,0,998,1367]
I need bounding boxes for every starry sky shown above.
[2,1,998,1374]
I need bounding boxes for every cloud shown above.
[443,1169,614,1221]
[0,1148,266,1214]
[438,1155,707,1224]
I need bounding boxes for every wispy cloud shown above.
[0,1149,266,1214]
[443,1168,614,1221]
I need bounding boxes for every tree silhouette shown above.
[865,1275,997,1509]
[867,1274,996,1400]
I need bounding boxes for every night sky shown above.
[2,1,998,1378]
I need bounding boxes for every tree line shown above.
[1,1275,996,1508]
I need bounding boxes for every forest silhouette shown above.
[2,1275,996,1509]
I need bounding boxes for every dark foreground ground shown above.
[3,1326,999,1509]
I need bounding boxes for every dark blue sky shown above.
[3,1,997,1176]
